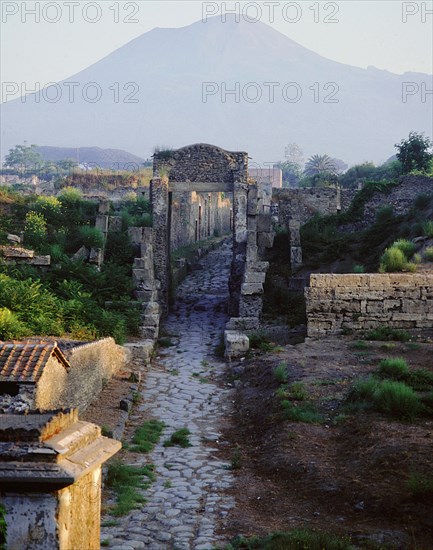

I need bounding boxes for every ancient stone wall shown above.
[153,143,246,183]
[306,273,433,337]
[170,191,232,252]
[273,187,342,227]
[63,338,127,411]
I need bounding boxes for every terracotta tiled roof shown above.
[0,343,71,383]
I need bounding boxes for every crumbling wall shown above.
[306,273,433,337]
[153,143,246,183]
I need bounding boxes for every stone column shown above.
[229,181,249,316]
[150,176,170,316]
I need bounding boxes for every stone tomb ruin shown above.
[0,339,127,413]
[0,409,120,550]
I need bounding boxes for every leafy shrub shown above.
[58,186,83,203]
[77,226,104,249]
[33,195,62,218]
[24,211,47,248]
[352,264,365,273]
[0,307,28,340]
[393,239,416,259]
[379,245,415,272]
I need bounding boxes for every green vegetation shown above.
[105,460,155,517]
[348,377,423,420]
[163,428,192,448]
[301,179,433,272]
[0,503,6,550]
[224,529,354,549]
[0,190,146,342]
[274,362,288,384]
[230,445,242,470]
[249,331,274,352]
[379,239,417,272]
[378,358,410,380]
[365,326,411,342]
[282,400,323,424]
[395,131,433,174]
[131,420,165,453]
[407,472,433,499]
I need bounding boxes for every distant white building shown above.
[248,167,282,188]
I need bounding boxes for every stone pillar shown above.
[0,409,121,550]
[289,219,302,271]
[150,176,170,316]
[229,181,248,316]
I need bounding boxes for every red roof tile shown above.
[0,343,71,383]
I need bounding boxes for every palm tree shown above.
[304,154,337,176]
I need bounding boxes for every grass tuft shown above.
[365,326,411,342]
[349,377,423,420]
[105,460,155,517]
[378,357,409,380]
[163,428,192,448]
[274,362,288,384]
[282,400,322,424]
[130,419,165,453]
[225,528,353,549]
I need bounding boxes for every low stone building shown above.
[0,409,121,550]
[0,339,128,413]
[0,342,71,413]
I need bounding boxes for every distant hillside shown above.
[35,146,147,170]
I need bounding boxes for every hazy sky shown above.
[1,0,432,102]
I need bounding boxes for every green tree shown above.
[395,132,433,174]
[304,154,337,177]
[4,144,44,173]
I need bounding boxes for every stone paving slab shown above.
[102,242,235,549]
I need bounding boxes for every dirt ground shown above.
[220,336,433,549]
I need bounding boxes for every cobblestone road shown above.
[102,241,235,550]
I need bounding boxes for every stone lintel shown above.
[168,181,234,193]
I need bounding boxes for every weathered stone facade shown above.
[153,143,246,183]
[0,339,128,413]
[170,191,232,251]
[0,409,120,550]
[305,273,433,337]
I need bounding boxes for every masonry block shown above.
[224,330,249,361]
